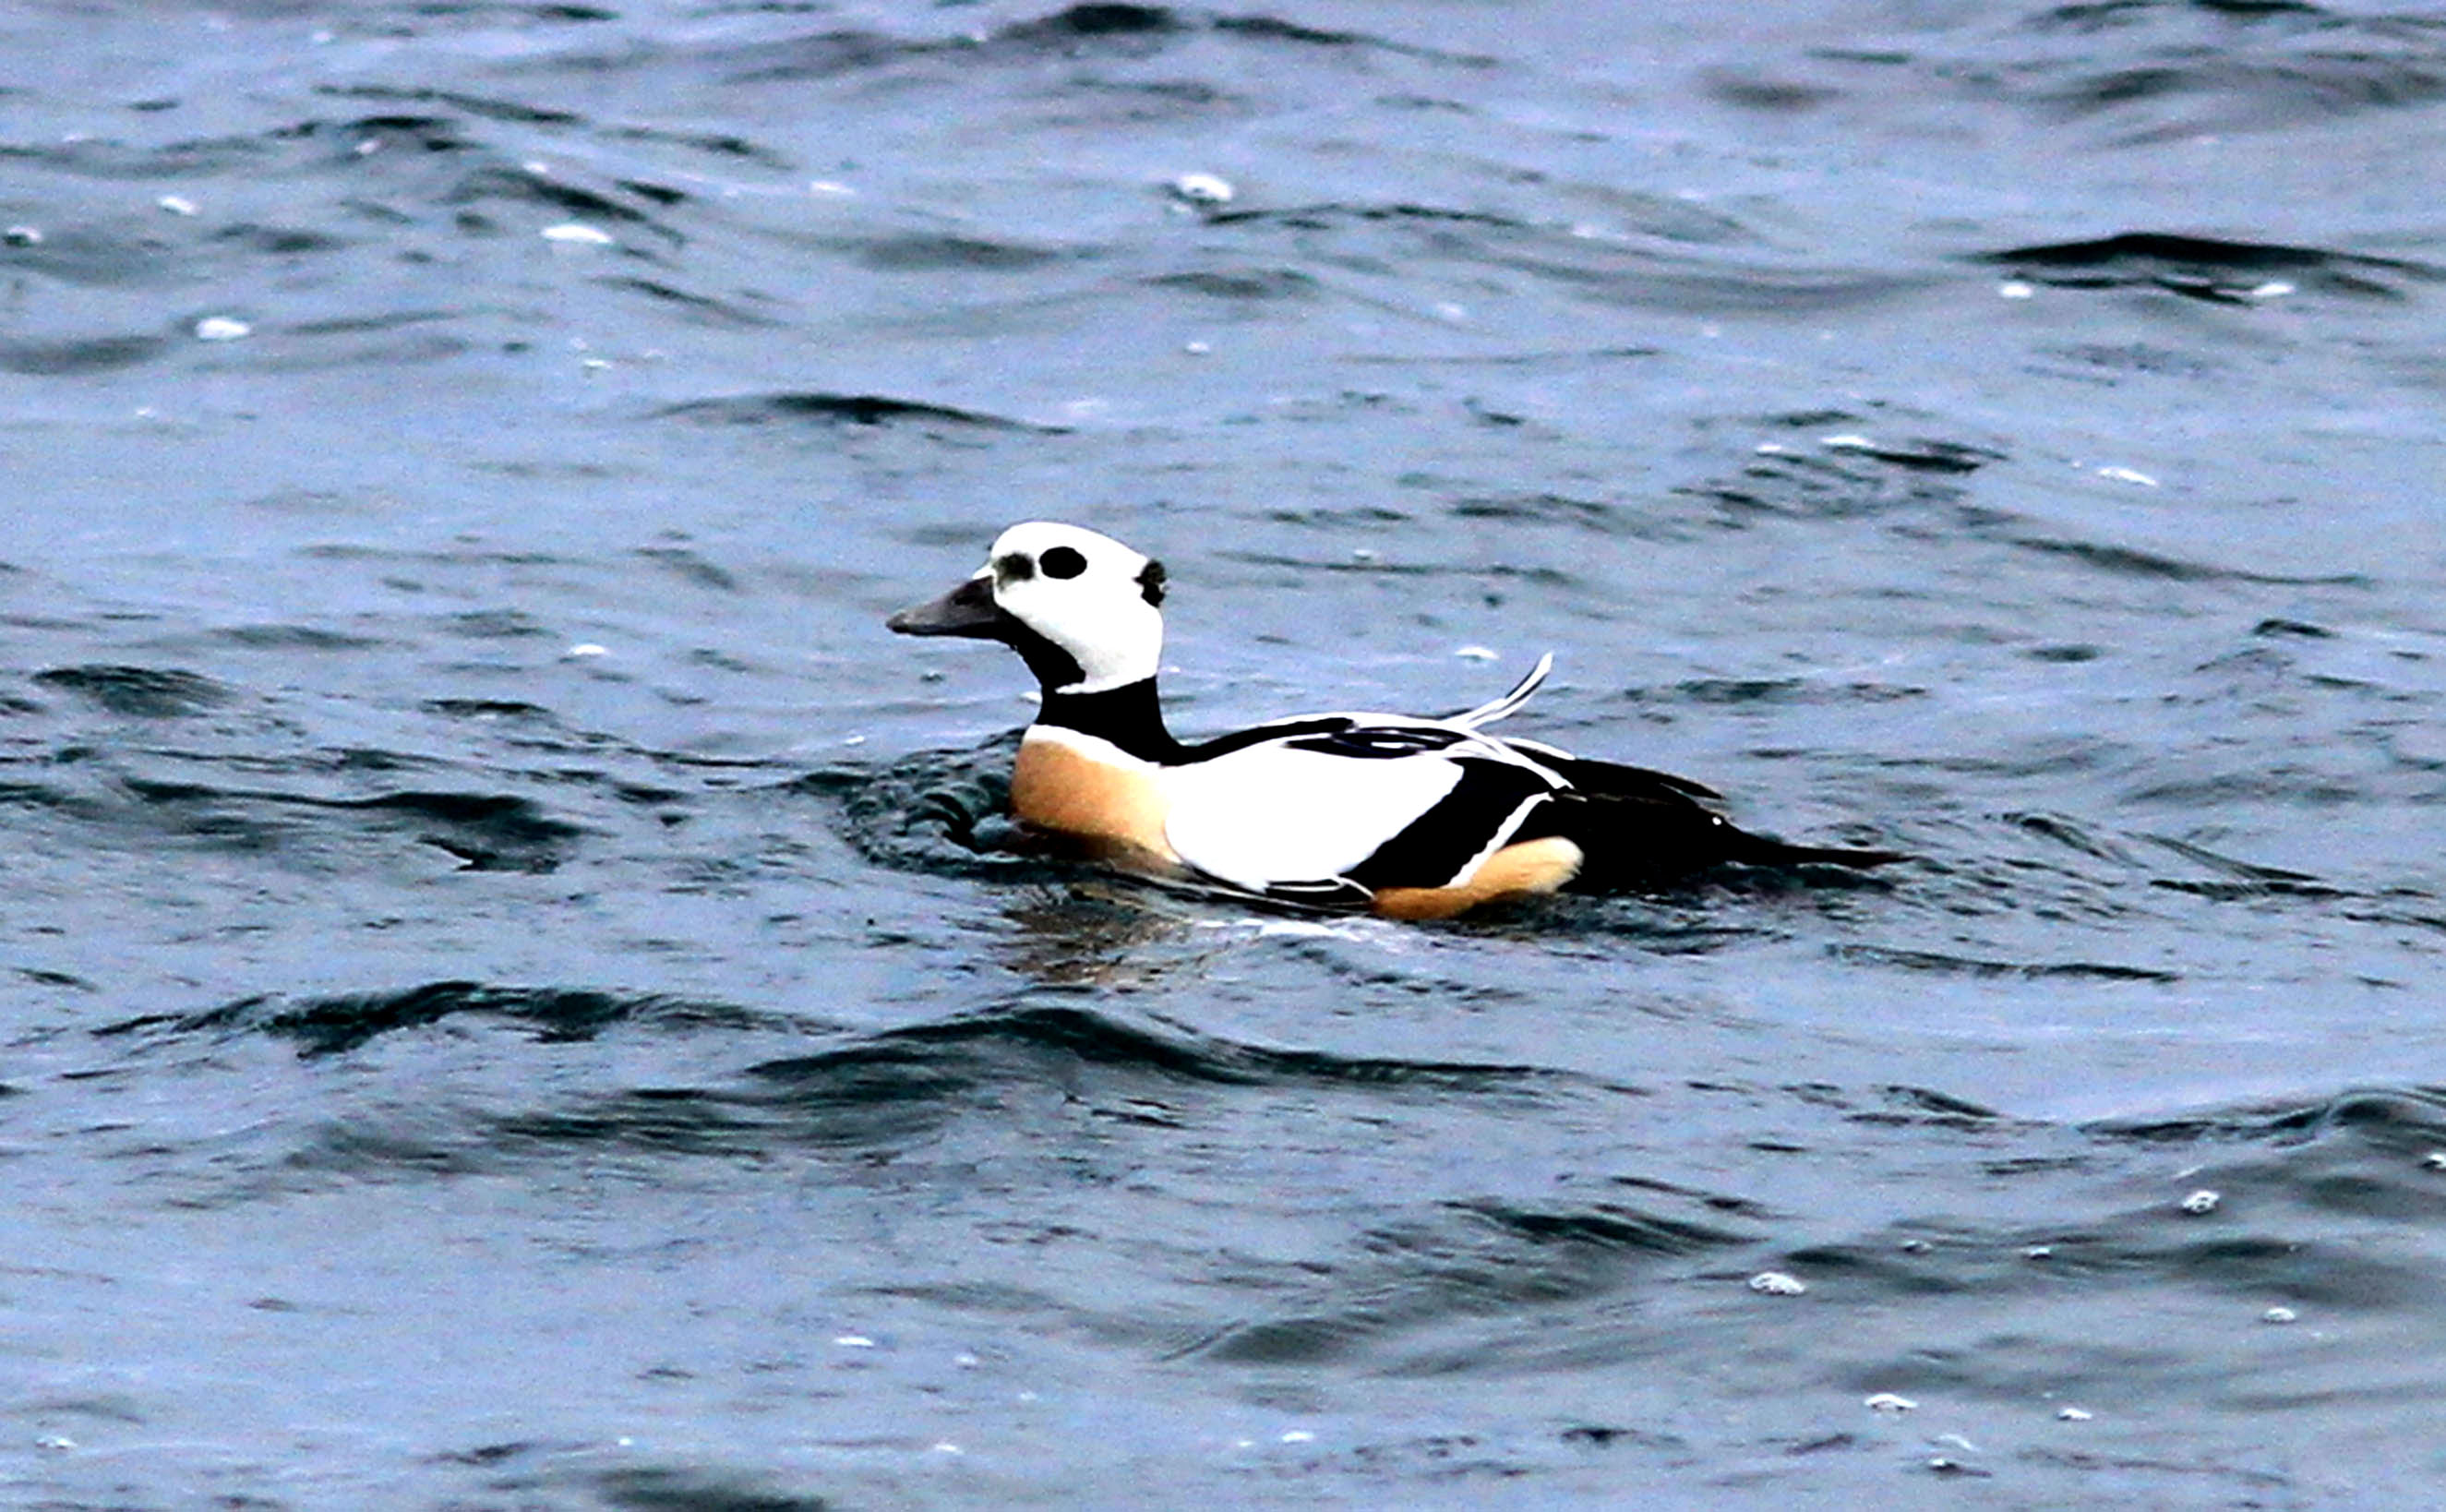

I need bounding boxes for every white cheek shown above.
[1007,584,1162,691]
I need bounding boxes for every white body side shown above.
[1157,713,1562,892]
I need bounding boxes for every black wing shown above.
[1503,746,1726,806]
[1175,715,1355,762]
[1281,725,1473,761]
[1343,756,1558,891]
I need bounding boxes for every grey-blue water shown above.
[5,0,2444,1505]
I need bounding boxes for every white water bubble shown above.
[1747,1270,1807,1296]
[1864,1392,1917,1413]
[157,194,198,216]
[2178,1189,2221,1216]
[194,316,252,342]
[543,222,615,246]
[1169,172,1234,207]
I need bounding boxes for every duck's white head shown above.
[887,521,1168,695]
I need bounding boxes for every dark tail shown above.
[1716,827,1909,870]
[1512,757,1907,891]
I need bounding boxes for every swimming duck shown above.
[887,522,1900,918]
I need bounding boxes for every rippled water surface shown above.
[6,0,2446,1505]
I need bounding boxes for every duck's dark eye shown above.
[993,552,1034,582]
[1040,546,1087,580]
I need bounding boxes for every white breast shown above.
[1158,738,1466,892]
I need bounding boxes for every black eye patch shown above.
[1138,558,1167,606]
[1040,545,1087,580]
[993,552,1034,582]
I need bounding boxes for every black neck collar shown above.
[1036,678,1182,762]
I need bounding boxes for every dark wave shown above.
[797,733,1044,881]
[128,782,580,870]
[1720,1086,2446,1374]
[1145,266,1323,301]
[1635,676,1928,707]
[1960,0,2446,143]
[333,790,582,871]
[1199,199,1919,310]
[1211,547,1579,587]
[1183,1194,1752,1365]
[1445,490,1694,543]
[725,4,1487,84]
[423,698,559,723]
[97,980,780,1058]
[208,624,385,651]
[837,230,1081,272]
[0,738,582,860]
[32,665,234,717]
[314,83,586,129]
[749,1002,1568,1096]
[592,1467,834,1512]
[595,276,785,330]
[657,392,1066,432]
[0,333,168,376]
[2008,810,2142,863]
[0,131,273,178]
[2000,808,2368,905]
[205,1000,1601,1172]
[2009,534,2368,586]
[1679,424,2002,525]
[2051,54,2446,139]
[2090,1086,2446,1149]
[1832,943,2180,983]
[1984,231,2441,302]
[1205,200,1534,232]
[445,163,682,247]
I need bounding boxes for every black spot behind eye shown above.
[1041,545,1087,580]
[994,552,1034,582]
[1138,558,1167,606]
